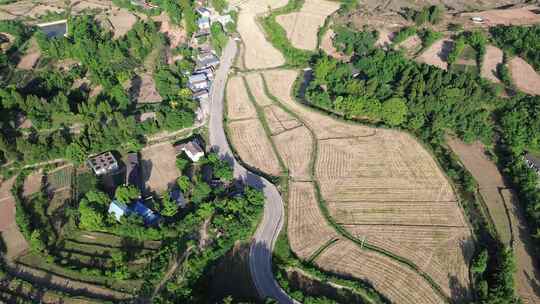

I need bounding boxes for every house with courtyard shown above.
[87,151,119,176]
[174,141,205,162]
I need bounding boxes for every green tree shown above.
[381,98,408,126]
[115,185,141,203]
[471,249,488,274]
[192,181,211,204]
[78,199,105,231]
[29,229,46,253]
[161,194,179,217]
[177,175,191,192]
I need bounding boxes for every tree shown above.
[471,249,488,274]
[177,176,191,192]
[381,98,408,126]
[115,185,141,203]
[29,229,46,253]
[161,194,179,217]
[192,181,211,204]
[78,199,105,231]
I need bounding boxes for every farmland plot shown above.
[481,45,503,83]
[228,119,281,176]
[509,56,540,95]
[263,105,301,135]
[0,177,28,259]
[288,181,337,260]
[245,73,273,106]
[273,126,312,180]
[345,225,473,299]
[461,5,540,26]
[23,170,43,197]
[275,0,339,51]
[416,39,453,70]
[108,8,137,39]
[315,240,444,304]
[227,76,257,120]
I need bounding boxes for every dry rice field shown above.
[23,170,43,197]
[416,39,453,71]
[263,69,473,300]
[273,126,312,180]
[244,73,273,106]
[446,137,540,303]
[140,142,181,193]
[509,56,540,96]
[236,0,288,69]
[288,181,338,260]
[481,45,503,83]
[315,240,445,304]
[263,105,301,135]
[275,0,339,51]
[227,76,257,120]
[228,119,281,176]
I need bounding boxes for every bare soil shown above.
[140,142,181,194]
[396,34,422,56]
[481,45,503,83]
[22,170,43,197]
[509,56,540,96]
[416,39,453,71]
[0,177,29,260]
[17,38,41,70]
[244,73,273,106]
[108,8,137,39]
[132,73,162,104]
[460,5,540,26]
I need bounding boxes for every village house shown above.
[525,153,540,176]
[188,73,210,92]
[37,20,68,38]
[174,141,205,162]
[87,151,119,176]
[196,52,220,70]
[193,89,210,101]
[195,67,214,80]
[108,199,161,225]
[196,7,211,18]
[108,200,129,221]
[211,14,233,27]
[198,17,211,30]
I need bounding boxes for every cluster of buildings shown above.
[86,138,205,226]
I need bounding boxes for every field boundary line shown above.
[261,72,451,303]
[271,124,304,137]
[338,223,469,229]
[306,237,339,263]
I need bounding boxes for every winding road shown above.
[208,39,296,303]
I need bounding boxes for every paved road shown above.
[208,39,295,304]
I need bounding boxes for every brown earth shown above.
[509,56,540,96]
[481,45,503,83]
[140,142,181,194]
[226,76,257,120]
[460,5,540,26]
[108,8,137,39]
[244,73,273,106]
[0,177,28,260]
[22,170,43,197]
[416,39,453,71]
[17,38,41,70]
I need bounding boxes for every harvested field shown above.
[288,181,337,260]
[263,105,301,135]
[262,69,375,139]
[0,177,28,260]
[446,137,540,302]
[108,8,137,39]
[275,0,339,51]
[416,39,453,70]
[226,76,257,120]
[132,73,162,104]
[47,165,73,192]
[0,1,34,16]
[27,5,64,18]
[23,170,43,197]
[461,5,540,26]
[227,119,281,176]
[315,240,444,304]
[345,225,473,300]
[244,73,273,106]
[273,126,312,180]
[71,0,110,14]
[509,56,540,96]
[140,142,180,193]
[481,45,503,83]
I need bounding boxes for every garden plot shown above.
[140,142,181,194]
[273,126,312,180]
[315,240,444,304]
[23,170,43,197]
[275,0,339,51]
[226,76,257,120]
[46,165,74,215]
[481,45,503,83]
[288,181,338,260]
[345,225,473,300]
[227,119,281,176]
[263,105,301,135]
[509,56,540,95]
[0,177,28,259]
[416,39,453,70]
[244,73,273,106]
[262,69,375,139]
[108,8,137,39]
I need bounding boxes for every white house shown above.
[198,17,211,30]
[174,141,205,162]
[108,200,129,221]
[196,7,211,18]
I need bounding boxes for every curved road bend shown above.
[208,39,296,304]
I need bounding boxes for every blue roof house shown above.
[132,200,160,226]
[108,200,129,221]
